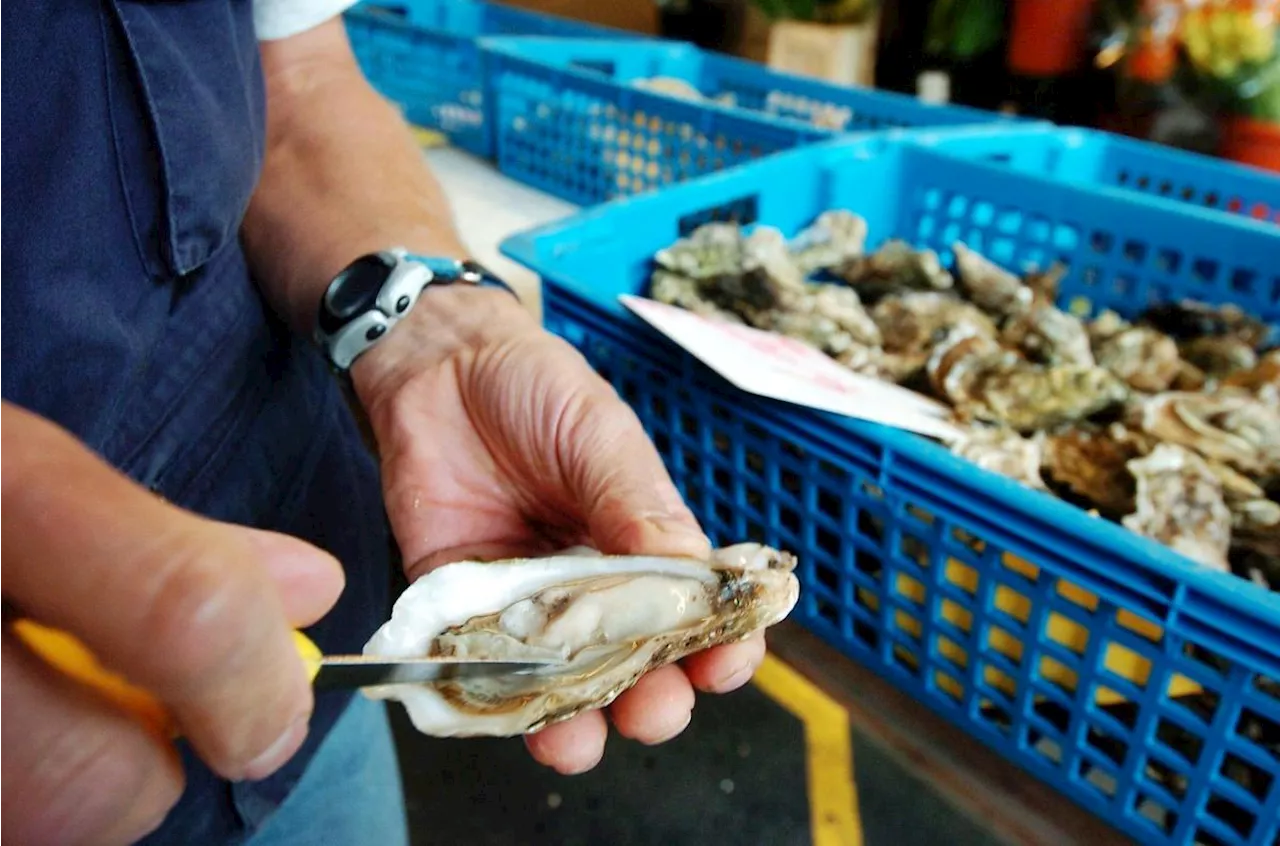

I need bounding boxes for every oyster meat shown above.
[361,544,800,738]
[1123,444,1233,571]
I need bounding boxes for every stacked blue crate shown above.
[500,135,1280,846]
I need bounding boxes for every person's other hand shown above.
[1,403,345,845]
[350,285,767,776]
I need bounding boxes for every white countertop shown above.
[424,146,582,320]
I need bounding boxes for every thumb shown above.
[241,528,346,627]
[562,392,711,560]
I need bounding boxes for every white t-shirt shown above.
[253,0,362,40]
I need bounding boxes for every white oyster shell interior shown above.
[361,543,800,737]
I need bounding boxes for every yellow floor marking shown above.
[753,653,863,846]
[409,125,449,148]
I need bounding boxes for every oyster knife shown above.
[308,653,561,689]
[8,619,562,739]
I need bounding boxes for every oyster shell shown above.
[950,425,1046,489]
[1001,303,1095,367]
[361,544,800,737]
[1179,335,1258,382]
[833,239,953,303]
[791,283,882,348]
[633,76,706,101]
[871,292,997,382]
[649,270,743,323]
[1041,425,1148,517]
[927,328,1129,433]
[952,241,1032,318]
[653,222,746,281]
[1123,444,1232,571]
[788,210,868,274]
[1087,309,1130,346]
[1138,299,1272,349]
[1126,390,1280,476]
[1223,348,1280,406]
[1024,262,1067,304]
[1094,325,1182,393]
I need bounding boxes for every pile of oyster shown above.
[647,212,1280,588]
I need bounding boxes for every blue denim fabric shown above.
[242,697,409,846]
[2,1,400,843]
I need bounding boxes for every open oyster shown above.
[361,544,800,738]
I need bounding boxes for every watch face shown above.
[319,254,394,335]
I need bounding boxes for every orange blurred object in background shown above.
[1007,0,1098,77]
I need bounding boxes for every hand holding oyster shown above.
[361,544,799,739]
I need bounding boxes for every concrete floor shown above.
[388,664,1005,846]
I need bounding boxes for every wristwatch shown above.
[314,248,518,371]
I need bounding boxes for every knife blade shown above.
[310,654,561,690]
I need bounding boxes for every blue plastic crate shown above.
[501,136,1280,846]
[343,1,648,158]
[480,36,1030,206]
[901,123,1280,228]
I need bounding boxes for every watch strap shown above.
[315,250,519,372]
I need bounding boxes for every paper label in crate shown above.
[619,295,963,442]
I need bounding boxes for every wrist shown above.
[350,282,534,416]
[306,246,530,408]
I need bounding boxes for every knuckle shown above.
[134,533,267,690]
[7,717,180,845]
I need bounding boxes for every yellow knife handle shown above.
[10,619,323,739]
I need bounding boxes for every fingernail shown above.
[712,663,756,693]
[559,748,605,776]
[243,714,309,781]
[642,516,712,557]
[645,710,692,746]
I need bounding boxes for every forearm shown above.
[242,18,467,337]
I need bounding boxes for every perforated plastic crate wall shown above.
[501,138,1280,846]
[480,36,1028,206]
[901,124,1280,227]
[343,1,647,158]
